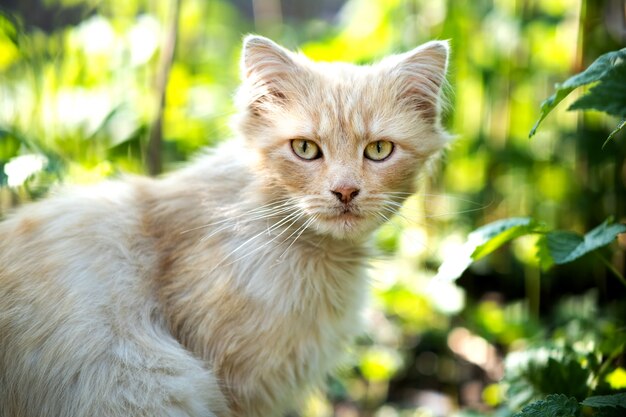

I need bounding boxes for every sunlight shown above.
[4,154,47,187]
[75,15,116,55]
[128,15,160,66]
[433,233,474,282]
[427,279,465,315]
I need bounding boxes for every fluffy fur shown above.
[0,36,449,417]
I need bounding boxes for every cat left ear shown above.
[241,35,297,77]
[240,35,300,105]
[389,40,449,121]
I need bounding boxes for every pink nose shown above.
[331,187,360,204]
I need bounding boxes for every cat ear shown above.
[241,35,296,79]
[388,40,449,121]
[240,35,300,107]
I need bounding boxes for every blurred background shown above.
[1,0,625,416]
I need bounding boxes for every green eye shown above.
[364,140,394,161]
[291,139,322,160]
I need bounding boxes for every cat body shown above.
[0,36,449,417]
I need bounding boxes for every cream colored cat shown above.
[0,36,449,417]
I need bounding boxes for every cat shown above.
[0,35,449,417]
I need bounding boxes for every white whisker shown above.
[276,215,318,262]
[183,198,296,234]
[201,205,296,242]
[213,210,307,270]
[423,205,487,219]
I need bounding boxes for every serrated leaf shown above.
[513,394,580,417]
[435,217,540,282]
[582,393,626,409]
[530,48,626,137]
[538,357,590,400]
[546,231,584,264]
[472,218,543,260]
[547,219,626,265]
[505,346,592,410]
[536,235,555,271]
[569,62,626,117]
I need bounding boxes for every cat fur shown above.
[0,35,449,417]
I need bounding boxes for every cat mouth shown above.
[311,206,375,239]
[326,206,362,221]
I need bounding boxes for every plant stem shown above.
[525,265,541,319]
[147,0,181,176]
[595,252,626,289]
[592,342,626,391]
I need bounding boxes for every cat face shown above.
[235,36,449,240]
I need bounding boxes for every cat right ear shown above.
[387,40,450,122]
[240,35,300,107]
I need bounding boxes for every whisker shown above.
[219,210,302,260]
[183,198,296,234]
[382,191,485,207]
[276,215,318,262]
[200,205,296,242]
[374,209,431,253]
[378,206,426,229]
[423,205,488,219]
[377,192,492,221]
[214,210,307,270]
[421,193,487,207]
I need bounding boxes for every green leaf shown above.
[0,128,20,160]
[530,88,576,137]
[471,218,543,260]
[529,48,626,137]
[536,235,555,271]
[582,393,626,409]
[505,346,592,410]
[569,62,626,117]
[546,219,626,265]
[435,217,541,282]
[545,231,584,264]
[603,119,626,148]
[537,357,590,400]
[513,394,580,417]
[0,10,20,45]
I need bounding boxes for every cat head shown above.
[234,35,450,240]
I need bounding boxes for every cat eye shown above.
[364,140,394,161]
[291,139,322,160]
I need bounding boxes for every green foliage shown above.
[512,394,579,417]
[582,393,626,409]
[1,1,625,416]
[489,39,626,417]
[438,217,626,282]
[568,63,626,117]
[512,393,626,417]
[471,218,544,260]
[529,48,626,142]
[505,347,591,408]
[546,220,626,265]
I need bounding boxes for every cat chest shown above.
[203,262,367,415]
[217,294,363,416]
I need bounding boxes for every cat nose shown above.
[331,187,360,204]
